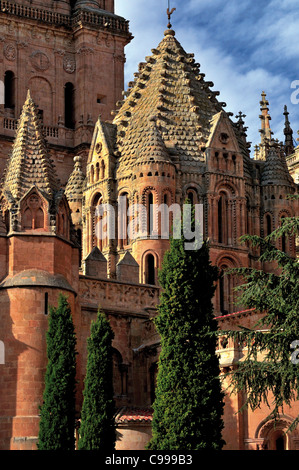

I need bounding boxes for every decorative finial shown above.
[283,105,294,156]
[167,1,176,29]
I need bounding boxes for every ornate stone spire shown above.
[259,91,272,143]
[255,91,273,160]
[134,117,172,167]
[2,90,60,203]
[283,105,294,157]
[114,25,226,176]
[65,156,86,201]
[261,140,293,187]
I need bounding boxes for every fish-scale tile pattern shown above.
[261,143,294,186]
[113,28,225,177]
[2,90,60,202]
[65,156,86,201]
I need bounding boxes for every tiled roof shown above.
[2,90,60,202]
[261,142,294,186]
[65,156,86,201]
[114,28,227,176]
[115,407,153,424]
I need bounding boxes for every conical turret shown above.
[261,140,294,187]
[2,90,60,203]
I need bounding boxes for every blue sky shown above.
[114,0,299,154]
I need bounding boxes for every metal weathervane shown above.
[167,0,176,29]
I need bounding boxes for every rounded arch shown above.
[216,254,242,315]
[112,347,128,397]
[4,70,15,111]
[214,180,238,197]
[278,209,293,219]
[87,188,105,208]
[28,76,53,124]
[255,415,299,450]
[263,211,274,237]
[182,182,204,202]
[141,186,158,205]
[95,162,100,181]
[141,250,159,285]
[118,190,131,247]
[64,81,75,129]
[141,187,159,236]
[91,191,104,250]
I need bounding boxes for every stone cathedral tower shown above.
[0,3,298,452]
[0,0,132,184]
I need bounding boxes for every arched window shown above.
[265,214,272,237]
[219,272,225,314]
[218,193,227,244]
[76,228,82,265]
[90,165,94,184]
[96,162,100,181]
[93,193,103,250]
[112,349,128,397]
[148,192,154,236]
[100,160,105,179]
[44,292,48,316]
[4,71,15,110]
[22,195,45,231]
[218,258,238,315]
[23,208,33,230]
[146,253,155,285]
[64,82,75,129]
[119,192,129,247]
[187,189,197,205]
[281,216,286,253]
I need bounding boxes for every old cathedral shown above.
[0,0,298,451]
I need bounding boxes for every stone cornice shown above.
[0,1,131,38]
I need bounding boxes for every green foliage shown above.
[37,294,77,450]
[147,214,225,450]
[222,215,299,429]
[78,310,116,450]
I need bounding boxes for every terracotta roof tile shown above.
[116,407,153,424]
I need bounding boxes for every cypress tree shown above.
[37,294,77,450]
[147,215,225,450]
[78,310,116,450]
[223,213,299,429]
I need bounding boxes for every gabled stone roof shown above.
[65,156,86,201]
[114,28,227,176]
[2,90,60,202]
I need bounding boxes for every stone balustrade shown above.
[79,276,160,316]
[0,0,130,34]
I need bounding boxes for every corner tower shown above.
[0,92,80,450]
